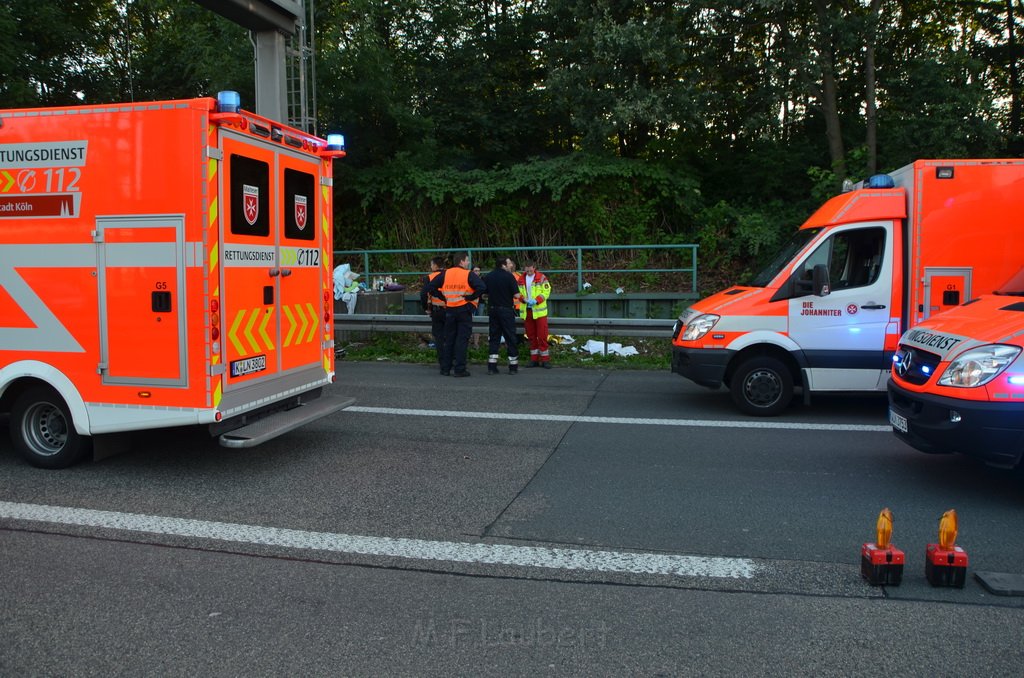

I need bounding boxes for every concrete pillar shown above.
[254,30,288,123]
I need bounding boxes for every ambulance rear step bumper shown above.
[217,394,355,448]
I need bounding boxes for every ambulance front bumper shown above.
[671,346,733,389]
[887,380,1024,468]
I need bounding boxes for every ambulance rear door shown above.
[277,153,324,374]
[220,133,282,390]
[219,131,326,395]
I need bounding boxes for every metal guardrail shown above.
[334,314,674,338]
[333,243,698,294]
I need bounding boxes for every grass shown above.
[336,332,672,370]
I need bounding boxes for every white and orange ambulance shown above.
[887,268,1024,469]
[0,92,351,468]
[671,159,1024,415]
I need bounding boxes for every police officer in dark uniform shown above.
[483,256,521,374]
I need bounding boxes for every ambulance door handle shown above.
[861,304,886,310]
[268,268,281,277]
[281,269,293,277]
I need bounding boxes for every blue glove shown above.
[527,299,536,308]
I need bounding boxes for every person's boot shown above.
[487,363,499,375]
[508,364,518,375]
[541,362,551,369]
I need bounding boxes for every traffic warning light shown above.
[861,508,904,586]
[926,509,968,588]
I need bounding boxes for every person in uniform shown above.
[516,259,553,368]
[426,252,486,376]
[483,256,521,374]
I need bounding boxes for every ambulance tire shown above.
[10,386,91,469]
[730,356,794,417]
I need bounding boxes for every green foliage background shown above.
[2,0,1020,293]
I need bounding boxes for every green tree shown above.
[544,0,696,158]
[116,0,254,103]
[0,0,118,107]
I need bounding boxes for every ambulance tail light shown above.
[210,299,221,353]
[681,314,720,341]
[937,344,1021,388]
[323,290,331,326]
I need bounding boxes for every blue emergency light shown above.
[867,174,895,189]
[217,90,241,113]
[1009,375,1024,385]
[326,133,346,151]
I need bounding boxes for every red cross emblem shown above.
[295,194,307,230]
[243,185,259,225]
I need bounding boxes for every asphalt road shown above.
[2,360,1023,676]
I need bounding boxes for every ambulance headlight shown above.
[217,90,241,113]
[937,344,1021,387]
[326,133,346,151]
[681,314,720,341]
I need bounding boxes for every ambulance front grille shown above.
[894,345,942,386]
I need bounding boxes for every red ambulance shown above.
[671,160,1024,416]
[887,268,1024,469]
[0,92,351,467]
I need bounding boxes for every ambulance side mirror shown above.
[812,264,830,297]
[779,263,832,302]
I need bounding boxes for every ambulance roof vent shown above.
[866,174,895,189]
[217,91,241,114]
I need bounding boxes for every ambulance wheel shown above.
[730,356,794,417]
[10,386,91,469]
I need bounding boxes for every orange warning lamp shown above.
[876,507,893,549]
[926,508,968,588]
[861,507,904,586]
[938,509,958,550]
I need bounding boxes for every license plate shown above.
[889,409,908,434]
[230,355,267,377]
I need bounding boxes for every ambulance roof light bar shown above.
[327,134,346,151]
[867,174,895,189]
[217,91,241,114]
[319,132,347,160]
[212,90,344,159]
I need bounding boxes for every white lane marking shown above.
[0,501,756,579]
[347,406,891,432]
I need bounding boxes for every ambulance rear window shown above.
[284,168,316,241]
[230,155,270,237]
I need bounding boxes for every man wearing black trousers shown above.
[483,256,521,374]
[426,252,486,377]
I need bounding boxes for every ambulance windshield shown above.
[746,228,822,288]
[995,267,1024,296]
